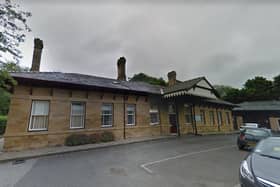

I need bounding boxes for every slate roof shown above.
[10,72,163,95]
[233,101,280,111]
[11,72,234,106]
[163,77,205,94]
[205,98,237,106]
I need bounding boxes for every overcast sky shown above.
[15,0,280,87]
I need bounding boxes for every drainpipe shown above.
[123,94,126,139]
[175,98,181,137]
[192,104,198,135]
[216,107,220,132]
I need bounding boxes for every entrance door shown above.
[278,120,280,130]
[169,114,177,133]
[168,104,177,134]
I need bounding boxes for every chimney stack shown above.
[31,38,43,72]
[167,71,177,86]
[117,57,126,81]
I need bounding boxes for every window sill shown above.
[28,128,48,132]
[150,123,159,126]
[101,125,113,128]
[126,124,135,126]
[70,127,85,130]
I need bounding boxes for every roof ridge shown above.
[182,76,205,83]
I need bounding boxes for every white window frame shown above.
[150,108,159,125]
[184,104,192,124]
[209,111,215,125]
[70,102,85,129]
[200,109,206,125]
[226,112,231,125]
[101,103,113,127]
[217,111,223,125]
[28,100,49,131]
[127,104,136,126]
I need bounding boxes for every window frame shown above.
[209,111,215,125]
[101,103,114,128]
[150,107,159,125]
[126,104,136,126]
[200,109,206,125]
[184,105,192,124]
[27,99,51,132]
[226,112,231,125]
[217,111,223,125]
[70,102,86,129]
[28,100,50,132]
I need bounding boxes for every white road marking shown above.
[140,145,235,174]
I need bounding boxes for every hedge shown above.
[0,116,7,135]
[65,131,114,146]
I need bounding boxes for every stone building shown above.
[233,101,280,131]
[4,39,235,151]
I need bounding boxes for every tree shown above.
[129,73,167,86]
[0,0,31,64]
[243,76,273,100]
[0,0,31,89]
[272,74,280,100]
[214,85,236,98]
[0,62,28,115]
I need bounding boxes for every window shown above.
[70,102,85,129]
[184,105,192,124]
[200,110,206,124]
[150,106,159,125]
[209,111,215,125]
[226,112,231,125]
[217,111,223,125]
[29,100,49,131]
[127,104,136,125]
[101,104,113,127]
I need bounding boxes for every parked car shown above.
[244,123,260,128]
[239,137,280,187]
[237,127,272,150]
[240,123,260,131]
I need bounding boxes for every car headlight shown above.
[240,160,255,183]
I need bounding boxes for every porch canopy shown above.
[162,77,235,108]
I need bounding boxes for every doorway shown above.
[168,104,177,134]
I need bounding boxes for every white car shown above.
[243,123,259,128]
[240,123,260,131]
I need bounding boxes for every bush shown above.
[0,116,7,135]
[65,134,90,146]
[88,133,100,144]
[100,131,114,142]
[65,132,114,146]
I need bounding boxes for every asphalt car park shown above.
[0,134,247,187]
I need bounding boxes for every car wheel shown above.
[238,144,244,150]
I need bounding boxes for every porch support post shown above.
[192,104,198,135]
[175,98,181,137]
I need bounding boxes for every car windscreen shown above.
[245,129,270,137]
[254,139,280,159]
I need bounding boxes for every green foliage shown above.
[65,132,114,146]
[88,133,101,144]
[0,115,7,135]
[100,131,114,142]
[0,88,10,115]
[218,75,280,103]
[214,85,235,98]
[0,0,31,64]
[129,73,167,86]
[272,74,280,99]
[65,134,90,146]
[0,62,28,114]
